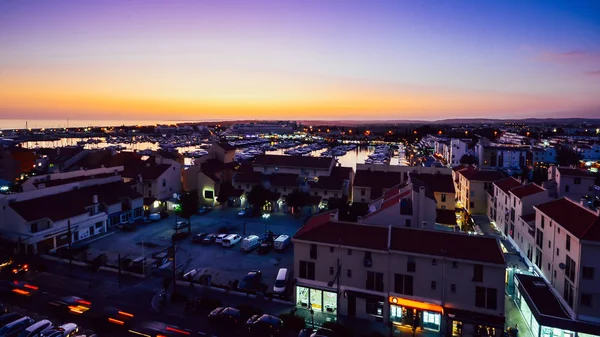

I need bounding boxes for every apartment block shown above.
[293,211,506,337]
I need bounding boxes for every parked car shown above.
[192,233,208,243]
[0,313,23,329]
[273,268,289,294]
[0,316,34,337]
[202,234,217,244]
[10,264,29,275]
[222,234,242,248]
[215,234,228,244]
[198,206,212,215]
[148,213,161,222]
[208,307,241,325]
[173,221,189,231]
[238,270,262,291]
[237,208,252,217]
[246,314,283,335]
[17,319,53,337]
[159,211,169,219]
[310,328,338,337]
[273,235,291,251]
[241,235,261,252]
[257,243,271,255]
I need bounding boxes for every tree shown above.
[285,190,311,215]
[459,154,476,165]
[177,190,198,222]
[247,185,270,214]
[216,181,235,208]
[556,146,582,166]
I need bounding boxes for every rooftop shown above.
[122,163,172,181]
[493,177,521,195]
[457,167,506,182]
[557,167,593,178]
[253,155,333,170]
[10,181,142,223]
[294,219,505,264]
[436,209,457,226]
[410,173,455,194]
[535,198,600,241]
[510,183,545,199]
[354,170,402,199]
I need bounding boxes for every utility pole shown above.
[67,220,72,276]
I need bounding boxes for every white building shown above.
[293,211,506,336]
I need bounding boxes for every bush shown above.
[323,322,353,337]
[279,313,305,332]
[236,303,263,318]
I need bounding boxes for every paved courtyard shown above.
[86,207,304,289]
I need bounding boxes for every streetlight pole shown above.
[67,220,72,276]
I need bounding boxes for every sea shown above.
[0,119,212,130]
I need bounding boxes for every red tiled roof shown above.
[10,181,143,222]
[364,188,411,218]
[411,173,455,194]
[253,155,334,170]
[557,167,592,178]
[294,220,505,264]
[510,183,545,199]
[436,209,457,226]
[382,183,404,199]
[295,210,337,237]
[310,167,351,190]
[535,198,600,241]
[122,163,172,181]
[389,227,505,264]
[354,170,402,199]
[458,167,505,181]
[493,177,521,194]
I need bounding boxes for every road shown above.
[2,257,297,337]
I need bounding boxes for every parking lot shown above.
[86,207,305,289]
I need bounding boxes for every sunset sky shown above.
[1,0,599,122]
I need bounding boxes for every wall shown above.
[578,242,600,322]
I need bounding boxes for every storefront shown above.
[296,286,337,314]
[445,308,505,337]
[389,296,443,332]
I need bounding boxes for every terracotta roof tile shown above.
[253,155,333,170]
[535,198,600,241]
[458,167,506,181]
[493,177,522,194]
[354,170,403,199]
[510,183,545,199]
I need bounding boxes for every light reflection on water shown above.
[21,138,406,170]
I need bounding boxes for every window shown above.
[566,235,571,251]
[432,259,437,266]
[394,274,413,295]
[582,267,594,280]
[563,281,574,307]
[452,262,458,269]
[407,256,416,273]
[204,190,214,199]
[329,267,334,275]
[535,248,543,269]
[366,271,384,292]
[361,188,365,196]
[475,286,498,310]
[310,244,317,259]
[405,219,411,227]
[473,264,483,282]
[558,227,560,233]
[541,216,545,228]
[366,299,384,316]
[162,178,166,187]
[347,249,352,256]
[441,205,446,210]
[299,261,315,280]
[547,263,550,271]
[330,247,334,253]
[347,269,352,278]
[581,293,592,307]
[441,194,446,202]
[450,284,456,293]
[574,178,581,185]
[565,256,576,282]
[469,202,474,209]
[565,185,570,193]
[535,229,544,248]
[470,190,475,197]
[548,240,551,249]
[431,281,437,290]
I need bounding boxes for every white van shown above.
[273,268,289,294]
[16,319,53,337]
[241,235,261,252]
[273,235,290,251]
[222,234,242,247]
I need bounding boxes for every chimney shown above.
[93,194,98,204]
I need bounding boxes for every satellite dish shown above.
[558,263,566,270]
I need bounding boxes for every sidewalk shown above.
[504,295,532,337]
